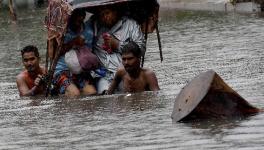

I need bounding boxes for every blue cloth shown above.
[64,21,93,48]
[54,56,68,76]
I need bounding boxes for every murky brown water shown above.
[0,7,264,149]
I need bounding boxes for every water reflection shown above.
[27,91,165,114]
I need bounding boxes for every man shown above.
[90,6,146,94]
[107,42,160,94]
[16,45,46,96]
[53,9,96,97]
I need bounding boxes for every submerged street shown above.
[0,6,264,149]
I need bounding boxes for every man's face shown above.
[99,8,118,27]
[22,52,40,72]
[122,52,140,73]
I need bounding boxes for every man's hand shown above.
[102,33,119,53]
[17,73,45,96]
[34,74,43,87]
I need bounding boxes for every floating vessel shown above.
[171,70,260,122]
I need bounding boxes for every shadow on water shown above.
[169,113,264,149]
[177,114,259,131]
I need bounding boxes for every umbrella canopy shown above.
[69,0,134,9]
[45,0,159,40]
[45,0,72,43]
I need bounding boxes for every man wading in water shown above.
[16,45,46,96]
[107,42,160,94]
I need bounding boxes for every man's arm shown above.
[146,70,160,91]
[107,69,124,94]
[16,74,42,96]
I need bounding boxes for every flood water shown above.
[0,7,264,149]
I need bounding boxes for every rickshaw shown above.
[44,0,162,96]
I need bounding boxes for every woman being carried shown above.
[53,9,97,97]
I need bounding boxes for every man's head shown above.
[122,42,141,73]
[21,45,40,73]
[98,7,120,28]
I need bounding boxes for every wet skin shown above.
[122,52,141,76]
[107,52,160,94]
[17,52,45,96]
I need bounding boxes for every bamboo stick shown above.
[141,19,149,67]
[8,0,17,22]
[156,22,163,62]
[45,39,64,97]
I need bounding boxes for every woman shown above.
[53,9,97,97]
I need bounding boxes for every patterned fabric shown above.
[53,70,86,94]
[45,0,72,42]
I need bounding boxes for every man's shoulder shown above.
[142,68,155,76]
[16,70,28,82]
[142,68,160,91]
[17,70,27,77]
[142,68,158,82]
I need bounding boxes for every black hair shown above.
[69,9,86,21]
[68,9,86,31]
[21,45,39,58]
[122,41,141,58]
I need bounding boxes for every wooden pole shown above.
[45,39,63,97]
[141,19,149,67]
[8,0,17,22]
[156,22,163,62]
[45,40,49,74]
[0,0,2,9]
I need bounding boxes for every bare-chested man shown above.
[107,42,160,94]
[16,45,46,96]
